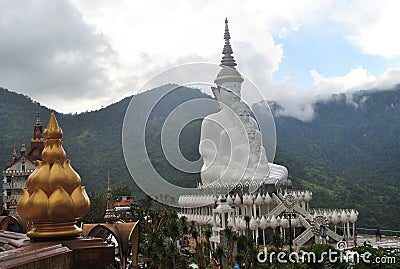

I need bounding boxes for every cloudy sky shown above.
[1,0,400,120]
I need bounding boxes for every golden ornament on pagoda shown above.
[17,112,90,238]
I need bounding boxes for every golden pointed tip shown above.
[44,112,63,139]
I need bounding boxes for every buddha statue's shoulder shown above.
[203,110,226,120]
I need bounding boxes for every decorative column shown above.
[331,210,339,233]
[17,112,90,238]
[349,210,358,238]
[346,210,351,240]
[234,194,241,217]
[280,216,288,244]
[304,191,312,211]
[340,210,348,240]
[249,216,258,244]
[264,193,272,213]
[259,216,267,248]
[254,193,262,218]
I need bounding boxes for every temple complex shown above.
[179,19,358,248]
[2,109,45,215]
[0,112,116,268]
[82,171,140,269]
[0,112,139,268]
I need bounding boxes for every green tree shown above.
[179,216,189,237]
[244,215,251,269]
[270,230,283,249]
[215,244,224,268]
[82,192,106,223]
[112,185,131,197]
[235,253,244,268]
[225,226,237,268]
[203,224,218,268]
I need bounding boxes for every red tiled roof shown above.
[113,200,134,208]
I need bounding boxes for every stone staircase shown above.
[294,215,314,246]
[327,228,343,242]
[268,203,285,217]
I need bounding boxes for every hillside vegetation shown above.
[0,86,399,229]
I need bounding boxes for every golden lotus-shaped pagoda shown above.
[17,112,90,238]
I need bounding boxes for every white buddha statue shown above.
[200,18,289,190]
[218,102,270,186]
[199,86,239,185]
[243,127,270,184]
[217,102,252,182]
[200,19,244,186]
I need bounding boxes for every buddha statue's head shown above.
[245,125,262,156]
[218,86,238,108]
[232,102,250,124]
[246,125,257,142]
[252,134,262,156]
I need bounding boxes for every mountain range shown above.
[0,85,399,229]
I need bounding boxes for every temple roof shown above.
[4,111,45,170]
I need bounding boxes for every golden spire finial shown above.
[17,113,90,238]
[44,112,63,140]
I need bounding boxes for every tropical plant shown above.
[224,226,237,268]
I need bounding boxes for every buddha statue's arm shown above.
[199,119,218,163]
[260,146,269,163]
[218,128,232,164]
[249,117,259,129]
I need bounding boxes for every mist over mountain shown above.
[0,85,399,229]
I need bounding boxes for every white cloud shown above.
[373,68,400,89]
[0,0,116,113]
[331,0,400,59]
[278,27,289,38]
[272,67,400,121]
[310,66,376,94]
[0,0,399,117]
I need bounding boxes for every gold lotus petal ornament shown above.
[63,160,81,193]
[48,160,68,195]
[27,188,48,221]
[41,140,66,164]
[48,186,74,222]
[26,162,50,195]
[17,112,91,238]
[26,160,42,195]
[71,186,90,219]
[16,188,30,219]
[26,160,42,187]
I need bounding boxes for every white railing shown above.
[2,182,26,190]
